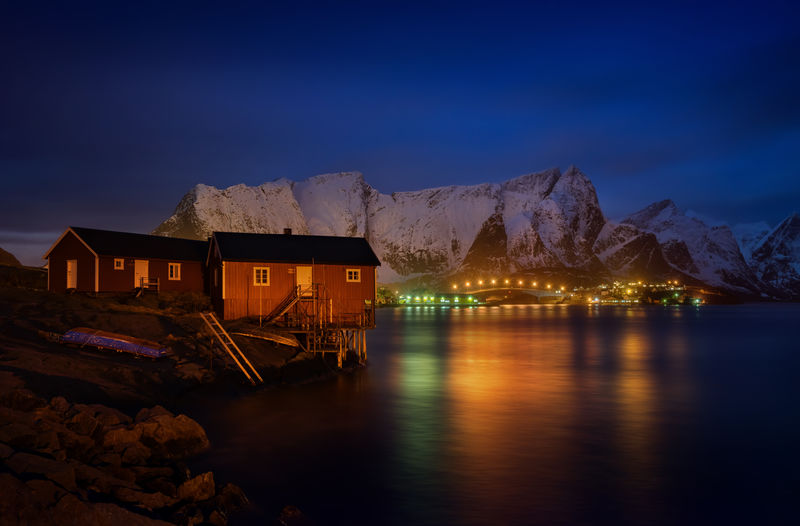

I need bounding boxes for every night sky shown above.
[2,1,799,265]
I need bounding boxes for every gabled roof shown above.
[212,232,381,266]
[45,227,208,261]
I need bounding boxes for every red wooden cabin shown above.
[44,227,207,293]
[207,231,381,324]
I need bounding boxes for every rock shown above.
[56,426,96,460]
[142,476,177,498]
[171,504,204,526]
[130,466,175,482]
[102,425,144,451]
[135,405,174,423]
[73,499,174,526]
[91,451,122,467]
[214,483,249,514]
[208,509,227,526]
[24,479,67,509]
[90,405,132,428]
[278,505,313,526]
[122,443,152,465]
[49,396,71,415]
[0,388,46,412]
[177,471,215,502]
[5,451,78,492]
[113,486,178,510]
[74,462,137,493]
[0,421,38,447]
[67,409,101,436]
[0,442,14,459]
[137,414,210,460]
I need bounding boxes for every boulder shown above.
[73,462,137,494]
[137,414,210,460]
[177,471,215,502]
[208,509,227,526]
[102,425,144,451]
[24,479,67,509]
[135,405,174,423]
[5,451,78,492]
[0,388,46,412]
[214,483,249,515]
[122,443,152,465]
[0,441,14,459]
[67,409,101,436]
[49,396,71,415]
[113,486,178,510]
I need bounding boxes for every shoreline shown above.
[0,283,357,524]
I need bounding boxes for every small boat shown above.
[59,327,169,358]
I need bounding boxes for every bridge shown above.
[464,287,568,304]
[400,285,570,305]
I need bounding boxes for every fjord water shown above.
[191,305,800,525]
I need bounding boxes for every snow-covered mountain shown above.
[749,214,800,297]
[732,222,771,262]
[155,167,609,283]
[621,200,759,293]
[154,168,791,296]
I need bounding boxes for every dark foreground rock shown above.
[0,388,248,525]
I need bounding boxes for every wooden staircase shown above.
[263,286,300,323]
[200,311,263,385]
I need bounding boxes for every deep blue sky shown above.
[2,0,799,264]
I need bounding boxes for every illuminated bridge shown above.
[400,281,571,305]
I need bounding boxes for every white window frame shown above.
[168,262,181,281]
[114,258,124,270]
[346,268,361,282]
[254,267,270,286]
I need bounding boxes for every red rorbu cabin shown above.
[207,230,381,325]
[44,227,207,293]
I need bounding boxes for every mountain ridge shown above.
[153,168,796,297]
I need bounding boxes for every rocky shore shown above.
[0,387,248,525]
[1,270,345,524]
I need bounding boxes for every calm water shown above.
[188,304,800,525]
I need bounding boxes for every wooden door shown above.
[296,266,313,296]
[134,260,149,288]
[66,260,77,289]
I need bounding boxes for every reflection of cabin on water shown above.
[44,227,207,294]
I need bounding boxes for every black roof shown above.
[213,232,381,266]
[70,227,208,261]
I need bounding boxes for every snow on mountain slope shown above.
[622,200,758,292]
[154,169,777,293]
[153,181,309,239]
[732,221,771,262]
[750,214,800,297]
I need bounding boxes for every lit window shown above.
[114,258,124,270]
[168,263,181,280]
[346,269,361,282]
[254,267,270,286]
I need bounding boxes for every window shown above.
[168,263,181,280]
[114,258,124,270]
[254,267,270,286]
[346,269,361,282]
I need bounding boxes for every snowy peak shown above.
[153,168,794,296]
[621,200,757,292]
[750,213,800,296]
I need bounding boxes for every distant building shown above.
[207,230,381,323]
[44,227,207,293]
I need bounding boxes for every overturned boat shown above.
[59,327,169,358]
